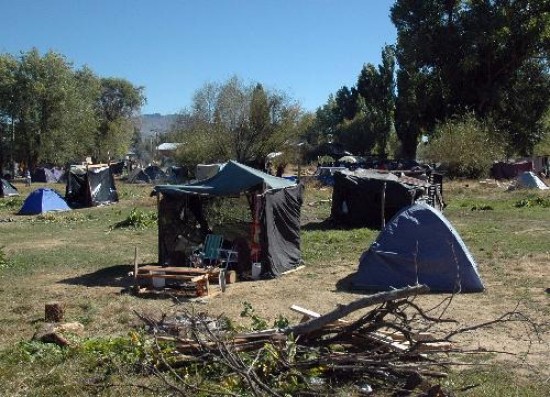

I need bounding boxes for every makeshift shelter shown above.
[353,203,484,293]
[154,160,303,277]
[512,171,549,190]
[331,170,444,229]
[0,178,19,197]
[65,164,119,208]
[19,188,71,215]
[32,167,57,183]
[165,166,189,184]
[128,165,166,184]
[491,161,533,179]
[315,166,347,186]
[109,161,125,176]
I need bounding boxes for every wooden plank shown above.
[138,265,220,275]
[281,265,305,276]
[290,305,321,319]
[136,274,208,283]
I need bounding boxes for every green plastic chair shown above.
[202,234,224,265]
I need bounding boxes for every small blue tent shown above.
[353,203,484,293]
[19,188,71,215]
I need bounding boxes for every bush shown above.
[112,208,157,229]
[419,114,505,178]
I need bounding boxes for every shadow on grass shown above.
[335,272,389,296]
[301,219,381,232]
[58,263,138,288]
[335,272,358,293]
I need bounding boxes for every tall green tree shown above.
[391,0,550,158]
[11,49,99,169]
[171,76,302,167]
[95,77,145,162]
[0,54,18,172]
[0,49,146,171]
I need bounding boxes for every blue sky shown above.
[1,0,397,115]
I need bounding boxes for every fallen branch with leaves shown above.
[132,285,544,396]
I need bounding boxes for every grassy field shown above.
[0,177,548,396]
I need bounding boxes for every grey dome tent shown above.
[153,160,303,277]
[0,178,19,197]
[65,164,118,208]
[352,203,484,293]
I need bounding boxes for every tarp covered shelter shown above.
[331,170,444,229]
[353,204,484,293]
[19,188,70,215]
[109,161,125,176]
[154,160,303,277]
[165,165,189,184]
[0,178,19,197]
[32,167,57,183]
[65,164,119,208]
[128,165,166,184]
[491,161,533,179]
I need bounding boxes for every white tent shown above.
[514,171,549,190]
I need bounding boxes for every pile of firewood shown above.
[134,285,535,396]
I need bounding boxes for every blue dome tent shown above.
[19,188,71,215]
[352,203,484,293]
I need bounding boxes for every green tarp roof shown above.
[154,160,295,196]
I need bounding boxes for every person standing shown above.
[25,170,32,186]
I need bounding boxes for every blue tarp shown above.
[19,188,71,215]
[155,160,296,197]
[353,203,484,293]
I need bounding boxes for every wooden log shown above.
[225,270,237,284]
[45,301,64,322]
[285,285,430,336]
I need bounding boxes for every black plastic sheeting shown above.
[331,172,423,229]
[260,184,303,277]
[65,167,118,208]
[156,184,303,277]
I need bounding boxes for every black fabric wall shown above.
[260,184,303,277]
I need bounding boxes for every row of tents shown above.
[151,160,483,292]
[1,164,119,214]
[11,159,542,293]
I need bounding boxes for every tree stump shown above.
[45,301,64,322]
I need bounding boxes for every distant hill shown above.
[136,113,178,137]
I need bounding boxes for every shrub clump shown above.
[514,196,550,208]
[419,114,505,179]
[113,208,157,229]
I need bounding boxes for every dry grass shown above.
[0,177,548,395]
